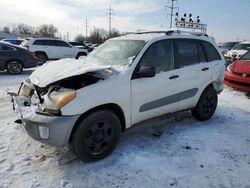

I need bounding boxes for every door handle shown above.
[169,75,179,79]
[202,67,209,71]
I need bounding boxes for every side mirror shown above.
[137,66,156,78]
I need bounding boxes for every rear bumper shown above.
[23,57,37,68]
[224,71,250,91]
[13,96,80,146]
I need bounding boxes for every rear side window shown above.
[197,42,206,62]
[56,40,71,47]
[33,40,56,46]
[175,39,199,67]
[33,40,46,45]
[201,41,221,62]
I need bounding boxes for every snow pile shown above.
[0,71,250,188]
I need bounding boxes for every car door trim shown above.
[139,88,199,112]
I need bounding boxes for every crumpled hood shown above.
[30,58,111,87]
[226,50,248,58]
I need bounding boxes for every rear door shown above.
[200,41,223,85]
[55,40,75,59]
[131,39,182,124]
[174,39,213,110]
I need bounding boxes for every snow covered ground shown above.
[0,69,250,188]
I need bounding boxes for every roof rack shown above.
[165,29,208,37]
[126,29,208,37]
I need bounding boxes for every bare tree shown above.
[2,26,11,34]
[37,24,58,38]
[88,28,109,44]
[13,23,34,35]
[74,34,85,43]
[109,28,121,39]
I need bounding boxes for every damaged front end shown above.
[10,63,114,146]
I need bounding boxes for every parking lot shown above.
[0,69,250,188]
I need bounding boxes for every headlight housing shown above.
[20,79,35,97]
[226,64,233,73]
[43,88,76,111]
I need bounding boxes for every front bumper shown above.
[224,71,250,91]
[13,96,80,147]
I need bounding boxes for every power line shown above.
[105,5,114,37]
[85,18,89,37]
[165,0,179,29]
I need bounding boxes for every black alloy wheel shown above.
[6,60,23,74]
[192,87,218,121]
[72,110,121,162]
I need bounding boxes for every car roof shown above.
[2,38,22,40]
[239,41,250,44]
[111,30,214,44]
[29,38,63,41]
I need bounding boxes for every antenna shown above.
[165,0,179,29]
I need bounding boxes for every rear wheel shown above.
[72,110,121,162]
[192,87,218,121]
[35,52,47,65]
[6,60,23,74]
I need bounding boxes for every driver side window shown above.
[139,40,174,74]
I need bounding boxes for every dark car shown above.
[0,42,37,74]
[2,39,24,46]
[68,41,93,52]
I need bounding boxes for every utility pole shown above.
[165,0,179,29]
[85,18,89,37]
[106,5,114,38]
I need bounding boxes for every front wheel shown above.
[72,110,121,162]
[76,53,87,59]
[191,87,218,121]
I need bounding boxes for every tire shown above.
[76,53,87,59]
[72,110,121,162]
[6,60,23,74]
[191,87,218,121]
[35,52,47,65]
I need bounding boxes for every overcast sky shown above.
[0,0,249,42]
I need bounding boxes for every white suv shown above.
[27,38,89,64]
[12,30,225,162]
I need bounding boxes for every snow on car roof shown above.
[240,41,250,44]
[112,33,166,42]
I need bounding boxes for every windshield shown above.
[232,43,250,50]
[86,40,145,66]
[222,42,238,49]
[240,51,250,61]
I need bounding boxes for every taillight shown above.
[31,52,36,58]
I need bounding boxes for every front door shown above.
[131,39,182,124]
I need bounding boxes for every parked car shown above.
[27,38,89,64]
[0,42,37,74]
[2,38,24,46]
[220,41,239,55]
[224,51,250,91]
[11,30,225,162]
[68,41,93,52]
[224,41,250,61]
